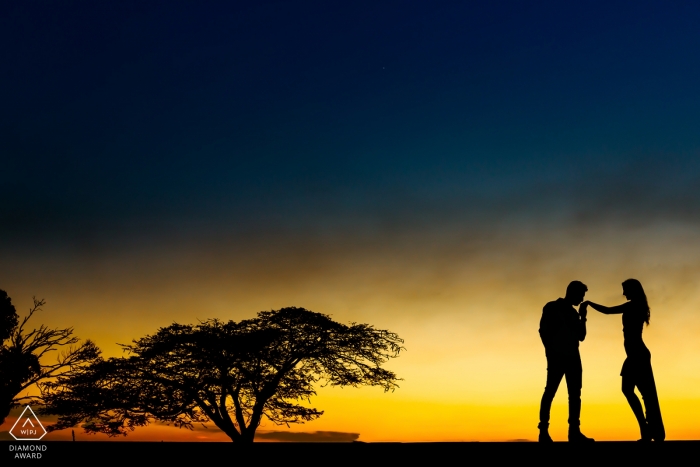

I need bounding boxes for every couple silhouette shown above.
[538,279,665,442]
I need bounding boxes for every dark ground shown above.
[2,440,697,463]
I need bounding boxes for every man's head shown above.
[564,281,588,306]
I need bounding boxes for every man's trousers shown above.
[539,350,582,428]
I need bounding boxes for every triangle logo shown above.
[9,406,47,441]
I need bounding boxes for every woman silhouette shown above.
[585,279,665,441]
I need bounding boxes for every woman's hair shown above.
[622,278,650,325]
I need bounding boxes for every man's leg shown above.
[539,356,565,441]
[565,353,594,442]
[564,354,582,428]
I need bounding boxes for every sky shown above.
[2,0,700,442]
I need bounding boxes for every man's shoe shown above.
[568,430,595,443]
[538,429,553,443]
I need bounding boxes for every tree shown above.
[42,307,404,442]
[0,289,100,425]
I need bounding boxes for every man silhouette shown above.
[538,280,595,442]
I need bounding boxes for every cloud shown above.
[504,154,700,229]
[152,421,222,433]
[255,431,360,442]
[150,424,361,443]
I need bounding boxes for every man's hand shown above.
[579,301,588,319]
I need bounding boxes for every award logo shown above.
[9,406,47,441]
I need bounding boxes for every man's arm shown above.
[539,302,559,348]
[578,302,588,342]
[539,306,551,346]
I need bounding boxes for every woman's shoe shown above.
[649,422,666,442]
[638,422,652,442]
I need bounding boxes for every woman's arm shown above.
[585,300,629,315]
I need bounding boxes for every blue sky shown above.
[4,2,700,442]
[3,0,700,249]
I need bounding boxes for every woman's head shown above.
[622,278,650,325]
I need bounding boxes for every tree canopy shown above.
[42,307,404,442]
[0,289,100,425]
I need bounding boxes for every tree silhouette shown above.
[0,289,100,425]
[42,307,404,442]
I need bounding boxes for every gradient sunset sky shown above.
[3,1,700,442]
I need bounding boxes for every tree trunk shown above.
[240,429,256,443]
[0,404,10,426]
[0,390,14,426]
[220,427,250,443]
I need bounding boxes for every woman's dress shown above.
[620,302,665,440]
[620,304,652,377]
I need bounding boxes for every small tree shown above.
[0,289,100,425]
[42,307,404,442]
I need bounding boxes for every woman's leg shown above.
[636,364,665,441]
[621,375,648,440]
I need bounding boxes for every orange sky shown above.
[5,0,700,446]
[3,221,700,442]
